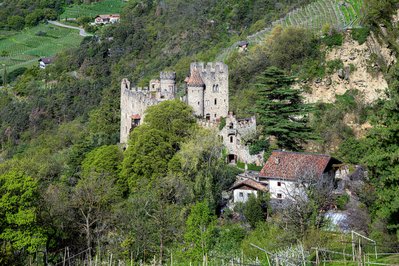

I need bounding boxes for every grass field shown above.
[0,23,83,72]
[60,0,126,19]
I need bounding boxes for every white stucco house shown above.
[257,151,341,200]
[230,177,267,203]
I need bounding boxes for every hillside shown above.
[217,0,364,61]
[1,0,399,265]
[0,23,83,71]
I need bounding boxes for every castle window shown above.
[198,101,200,105]
[205,100,209,106]
[277,182,282,187]
[214,98,217,105]
[230,136,233,143]
[277,193,282,199]
[214,114,217,118]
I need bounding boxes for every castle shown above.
[120,62,262,165]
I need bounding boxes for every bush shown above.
[249,139,268,155]
[77,16,93,25]
[35,31,47,36]
[335,194,350,210]
[267,26,318,70]
[7,15,25,30]
[326,59,344,74]
[322,32,343,47]
[236,161,263,171]
[351,27,370,45]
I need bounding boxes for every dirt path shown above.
[48,21,90,37]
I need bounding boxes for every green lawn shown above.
[0,23,83,71]
[60,0,126,19]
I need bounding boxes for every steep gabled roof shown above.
[230,178,267,192]
[186,68,205,87]
[259,151,337,180]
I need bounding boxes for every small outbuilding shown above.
[230,178,267,203]
[38,57,54,69]
[94,14,120,25]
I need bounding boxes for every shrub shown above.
[326,59,344,74]
[249,139,268,155]
[35,31,47,36]
[351,27,370,45]
[335,194,350,210]
[322,32,343,47]
[7,15,25,30]
[236,161,263,171]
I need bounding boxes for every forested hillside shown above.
[0,0,399,265]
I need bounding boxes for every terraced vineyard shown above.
[0,24,84,71]
[218,0,364,60]
[60,0,126,19]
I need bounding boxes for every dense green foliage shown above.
[0,0,398,264]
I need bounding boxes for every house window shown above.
[277,182,282,187]
[214,98,217,105]
[277,193,282,199]
[239,192,243,197]
[230,136,233,143]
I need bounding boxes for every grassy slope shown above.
[0,23,83,71]
[60,0,126,19]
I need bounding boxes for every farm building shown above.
[39,57,54,69]
[258,151,341,200]
[94,14,120,24]
[230,177,267,203]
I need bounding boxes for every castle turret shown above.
[159,72,176,100]
[186,68,205,117]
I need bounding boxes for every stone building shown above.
[186,62,229,120]
[120,61,262,165]
[219,112,263,165]
[120,62,229,144]
[120,72,176,144]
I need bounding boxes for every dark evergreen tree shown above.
[254,67,314,151]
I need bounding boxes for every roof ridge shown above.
[272,150,331,158]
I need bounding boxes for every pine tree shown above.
[254,67,313,151]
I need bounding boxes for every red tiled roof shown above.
[131,114,141,119]
[259,151,333,180]
[230,178,267,192]
[186,68,205,87]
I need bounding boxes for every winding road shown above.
[48,21,90,37]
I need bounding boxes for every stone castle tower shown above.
[120,62,229,144]
[186,62,229,121]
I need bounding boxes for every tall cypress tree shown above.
[254,66,313,151]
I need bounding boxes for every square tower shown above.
[187,62,228,121]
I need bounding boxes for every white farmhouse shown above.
[258,151,341,200]
[230,178,267,203]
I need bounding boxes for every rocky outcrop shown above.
[302,31,391,104]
